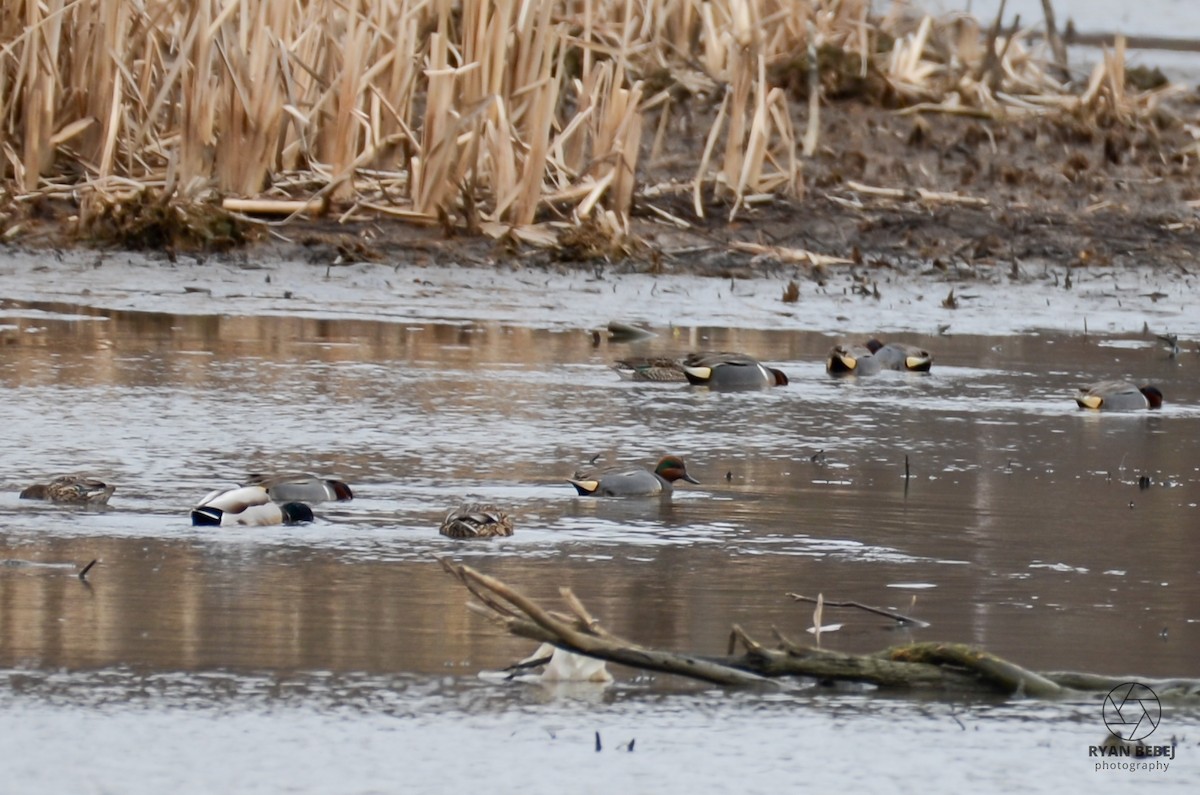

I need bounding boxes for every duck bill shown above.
[826,354,855,373]
[905,356,932,372]
[682,474,700,484]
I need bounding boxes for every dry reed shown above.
[0,0,1177,245]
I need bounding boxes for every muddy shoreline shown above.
[3,104,1199,339]
[8,103,1200,273]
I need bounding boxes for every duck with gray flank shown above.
[20,475,115,504]
[191,485,314,526]
[867,340,933,372]
[244,472,354,503]
[568,455,699,497]
[439,503,514,538]
[826,343,882,376]
[1075,381,1164,411]
[680,352,789,389]
[610,356,688,382]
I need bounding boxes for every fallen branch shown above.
[221,198,325,217]
[728,241,853,266]
[441,560,1200,698]
[843,181,989,206]
[439,558,770,686]
[788,593,930,628]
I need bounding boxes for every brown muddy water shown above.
[1,252,1198,792]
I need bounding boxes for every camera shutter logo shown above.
[1103,683,1160,741]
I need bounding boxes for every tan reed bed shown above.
[0,0,1178,247]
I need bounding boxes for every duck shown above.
[568,454,699,497]
[826,343,882,376]
[19,475,115,504]
[511,642,612,683]
[867,339,933,372]
[191,485,314,526]
[679,352,789,389]
[610,357,688,382]
[439,503,514,538]
[1075,381,1164,411]
[243,472,353,503]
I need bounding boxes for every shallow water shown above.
[1,254,1197,791]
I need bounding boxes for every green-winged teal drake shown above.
[1075,381,1163,411]
[568,454,699,497]
[439,503,515,538]
[191,485,314,526]
[867,340,933,372]
[679,352,788,389]
[19,475,115,504]
[244,472,354,503]
[826,343,882,376]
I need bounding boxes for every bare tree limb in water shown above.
[787,593,930,628]
[441,559,1200,698]
[439,558,770,686]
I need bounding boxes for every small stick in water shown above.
[789,593,931,628]
[78,559,98,581]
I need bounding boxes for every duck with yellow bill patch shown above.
[244,472,353,503]
[568,455,699,497]
[826,343,881,376]
[1075,381,1163,411]
[679,352,788,389]
[867,340,933,372]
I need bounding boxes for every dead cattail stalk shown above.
[802,21,820,157]
[1039,0,1070,80]
[0,0,1173,240]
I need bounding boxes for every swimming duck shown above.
[1075,381,1164,411]
[19,475,115,504]
[568,455,699,497]
[679,352,789,389]
[244,472,353,503]
[610,357,688,382]
[867,340,933,372]
[191,485,314,526]
[439,503,514,538]
[826,343,882,376]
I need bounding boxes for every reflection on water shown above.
[1,299,1198,791]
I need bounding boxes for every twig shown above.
[915,188,990,207]
[1039,0,1070,81]
[78,559,98,581]
[976,0,1009,85]
[730,623,766,655]
[788,593,931,628]
[987,14,1021,91]
[439,556,522,620]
